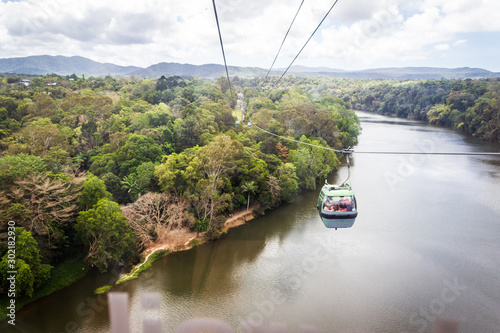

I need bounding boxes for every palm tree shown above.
[121,175,141,201]
[241,181,258,211]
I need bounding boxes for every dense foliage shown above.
[0,73,359,299]
[1,71,498,303]
[0,227,52,297]
[286,77,500,142]
[2,71,499,300]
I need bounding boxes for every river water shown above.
[3,111,500,333]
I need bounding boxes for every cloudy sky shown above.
[1,0,499,71]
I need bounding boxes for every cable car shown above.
[317,148,357,229]
[317,182,357,229]
[235,120,240,127]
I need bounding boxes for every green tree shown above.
[79,172,112,210]
[75,199,133,271]
[241,181,258,211]
[27,94,57,118]
[0,227,52,297]
[100,172,129,204]
[88,153,117,176]
[156,75,185,91]
[274,163,299,203]
[135,161,157,193]
[0,154,46,191]
[288,136,338,190]
[115,134,163,177]
[155,148,202,195]
[427,104,453,125]
[89,134,162,177]
[121,174,141,202]
[193,136,242,225]
[15,120,68,157]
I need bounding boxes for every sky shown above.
[1,0,500,72]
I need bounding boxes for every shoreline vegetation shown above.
[0,259,88,321]
[1,74,498,323]
[0,205,258,321]
[113,203,257,287]
[2,73,358,323]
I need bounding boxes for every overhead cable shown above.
[263,0,305,83]
[353,151,500,156]
[275,0,341,86]
[249,120,500,156]
[250,121,345,153]
[212,0,233,97]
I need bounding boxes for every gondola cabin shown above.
[317,183,358,229]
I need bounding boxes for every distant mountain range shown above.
[1,55,499,80]
[0,55,141,77]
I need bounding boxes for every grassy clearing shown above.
[115,249,170,285]
[94,285,111,294]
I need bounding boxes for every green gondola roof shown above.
[321,185,354,197]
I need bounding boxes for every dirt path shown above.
[116,229,199,284]
[224,203,258,229]
[116,205,258,284]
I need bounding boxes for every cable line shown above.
[212,0,233,97]
[275,0,341,86]
[249,117,500,156]
[250,121,346,153]
[264,0,305,83]
[232,1,499,158]
[353,151,500,156]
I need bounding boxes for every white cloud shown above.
[434,44,450,51]
[298,0,500,68]
[0,0,499,69]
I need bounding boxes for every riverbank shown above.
[0,206,258,322]
[0,259,88,322]
[113,204,258,286]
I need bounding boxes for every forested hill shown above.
[1,55,500,79]
[314,67,500,80]
[0,55,141,76]
[333,78,500,141]
[133,62,268,78]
